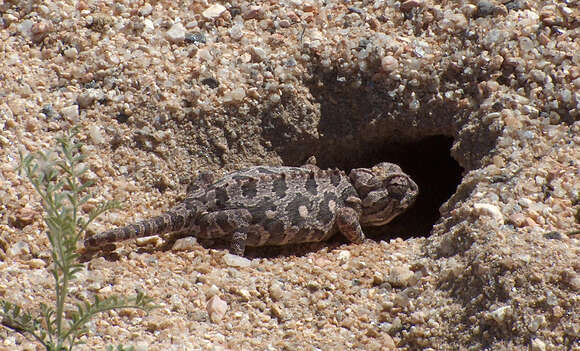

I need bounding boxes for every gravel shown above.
[1,0,579,350]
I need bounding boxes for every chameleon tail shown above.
[84,205,194,248]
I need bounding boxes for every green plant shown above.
[1,128,155,351]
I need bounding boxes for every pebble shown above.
[166,22,185,42]
[223,253,251,267]
[528,315,546,332]
[473,203,504,225]
[206,284,220,298]
[89,124,105,144]
[229,24,244,40]
[203,4,226,19]
[61,105,79,121]
[337,250,351,264]
[77,88,104,108]
[400,0,424,11]
[207,295,228,322]
[489,305,512,324]
[251,46,267,61]
[63,47,78,59]
[139,3,153,16]
[387,265,415,288]
[185,32,206,45]
[26,258,46,269]
[530,338,546,351]
[243,6,263,20]
[172,237,198,251]
[381,56,398,72]
[11,206,36,228]
[269,281,284,301]
[223,88,246,104]
[135,236,162,247]
[508,213,528,227]
[8,240,30,256]
[476,1,496,17]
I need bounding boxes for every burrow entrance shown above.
[313,136,463,240]
[266,69,470,241]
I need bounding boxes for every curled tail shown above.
[84,205,194,248]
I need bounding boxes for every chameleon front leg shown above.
[196,209,253,256]
[336,196,366,244]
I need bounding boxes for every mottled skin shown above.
[85,161,418,256]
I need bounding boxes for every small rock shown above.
[242,5,263,20]
[135,236,162,247]
[400,0,424,11]
[393,293,410,308]
[223,87,246,103]
[172,236,198,251]
[8,240,30,256]
[566,272,580,291]
[223,253,251,267]
[387,265,415,288]
[269,281,284,301]
[61,105,79,121]
[139,3,153,16]
[250,46,267,61]
[11,206,36,228]
[166,22,185,42]
[236,288,251,301]
[27,258,46,269]
[229,24,244,40]
[337,250,351,264]
[184,32,206,44]
[508,213,527,227]
[476,1,496,17]
[490,305,512,324]
[528,315,546,332]
[201,77,219,88]
[203,4,226,19]
[64,47,78,59]
[270,303,287,321]
[206,285,220,299]
[381,334,396,350]
[473,203,504,225]
[381,56,398,72]
[142,19,154,32]
[372,272,385,285]
[530,338,546,351]
[30,20,52,42]
[278,19,291,28]
[77,89,104,108]
[207,295,228,323]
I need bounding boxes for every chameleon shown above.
[84,160,418,256]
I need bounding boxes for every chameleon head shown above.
[349,162,419,227]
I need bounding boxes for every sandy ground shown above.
[1,0,579,350]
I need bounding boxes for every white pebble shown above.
[229,24,244,40]
[166,22,185,42]
[530,338,546,351]
[139,3,153,16]
[61,105,79,121]
[89,125,105,144]
[223,253,251,267]
[203,4,226,19]
[8,240,30,256]
[337,250,351,264]
[142,19,154,32]
[172,236,198,251]
[490,305,512,324]
[381,56,398,72]
[64,47,78,59]
[206,295,228,322]
[473,203,504,225]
